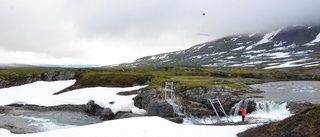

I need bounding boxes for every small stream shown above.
[0,110,102,134]
[249,81,320,104]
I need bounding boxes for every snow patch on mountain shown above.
[246,28,282,50]
[305,32,320,46]
[232,46,245,51]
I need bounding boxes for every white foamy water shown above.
[166,99,184,116]
[184,100,292,125]
[248,101,292,123]
[19,115,77,132]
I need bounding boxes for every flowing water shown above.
[166,99,184,116]
[184,100,291,125]
[229,99,249,116]
[249,81,320,104]
[0,110,102,134]
[189,81,320,125]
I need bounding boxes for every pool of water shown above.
[249,81,320,104]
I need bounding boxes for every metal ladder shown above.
[208,98,233,123]
[163,82,175,100]
[163,82,184,116]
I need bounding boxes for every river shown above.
[249,81,320,104]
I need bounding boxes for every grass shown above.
[1,65,320,94]
[0,67,75,87]
[0,67,64,76]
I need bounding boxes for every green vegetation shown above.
[237,104,320,137]
[1,65,320,94]
[0,67,73,87]
[0,67,64,77]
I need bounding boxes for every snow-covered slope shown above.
[116,25,320,69]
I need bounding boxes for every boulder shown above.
[145,100,176,117]
[287,101,313,113]
[41,71,76,81]
[133,89,177,117]
[100,108,114,120]
[113,111,144,120]
[85,100,104,116]
[133,89,158,109]
[85,100,115,120]
[184,107,214,117]
[165,117,184,124]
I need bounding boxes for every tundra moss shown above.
[1,65,320,94]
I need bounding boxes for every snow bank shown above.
[0,80,147,114]
[0,117,251,137]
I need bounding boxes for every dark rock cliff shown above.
[0,71,76,89]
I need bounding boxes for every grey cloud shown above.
[0,0,320,65]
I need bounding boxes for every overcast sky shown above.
[1,0,320,66]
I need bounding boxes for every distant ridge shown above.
[0,63,36,68]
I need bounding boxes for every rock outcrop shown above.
[133,85,262,118]
[85,100,114,120]
[0,71,76,89]
[181,86,260,116]
[133,89,177,117]
[286,101,314,114]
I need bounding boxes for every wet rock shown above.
[133,89,158,109]
[287,101,314,113]
[182,86,242,114]
[85,100,114,120]
[41,71,76,81]
[133,89,177,117]
[85,100,104,116]
[246,100,256,114]
[184,107,214,117]
[100,108,114,120]
[0,71,76,89]
[145,100,175,117]
[165,117,184,124]
[113,111,144,119]
[0,123,38,134]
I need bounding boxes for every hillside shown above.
[114,25,320,69]
[237,104,320,137]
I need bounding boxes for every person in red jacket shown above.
[239,108,246,122]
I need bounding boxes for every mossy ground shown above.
[1,66,320,94]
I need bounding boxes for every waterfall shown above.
[166,99,184,116]
[229,100,242,116]
[184,100,292,124]
[229,99,249,116]
[254,100,288,114]
[249,100,292,122]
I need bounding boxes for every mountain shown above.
[114,25,320,69]
[0,63,36,68]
